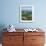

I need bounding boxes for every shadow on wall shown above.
[0,24,7,43]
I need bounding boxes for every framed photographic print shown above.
[20,5,34,22]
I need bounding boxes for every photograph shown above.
[20,5,34,22]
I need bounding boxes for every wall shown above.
[0,0,46,29]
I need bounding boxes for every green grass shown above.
[22,10,32,20]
